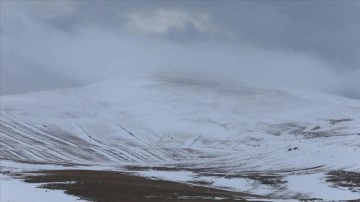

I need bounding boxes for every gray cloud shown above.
[1,1,359,99]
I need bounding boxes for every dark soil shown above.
[327,118,353,125]
[326,170,360,193]
[18,169,262,202]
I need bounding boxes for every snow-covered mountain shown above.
[1,77,359,200]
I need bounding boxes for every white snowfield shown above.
[1,77,359,201]
[0,173,86,202]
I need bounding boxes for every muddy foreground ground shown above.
[15,169,259,202]
[5,168,360,201]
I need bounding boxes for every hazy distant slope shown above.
[1,77,359,200]
[1,77,359,165]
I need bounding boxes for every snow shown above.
[138,170,194,182]
[0,174,85,202]
[1,77,359,200]
[137,169,360,200]
[286,173,360,200]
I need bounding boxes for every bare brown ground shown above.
[326,170,360,193]
[18,170,264,202]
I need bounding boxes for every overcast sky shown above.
[1,1,359,99]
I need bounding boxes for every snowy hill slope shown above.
[1,77,359,200]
